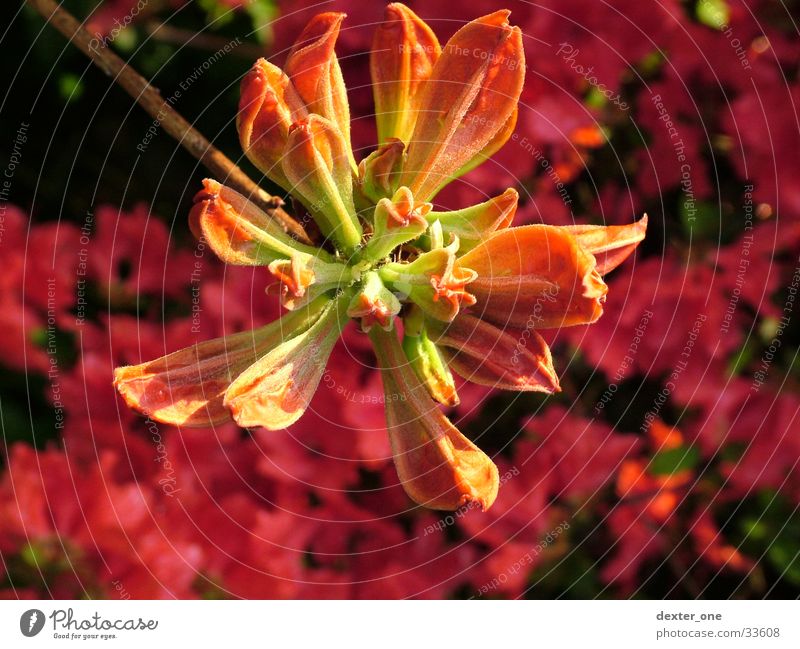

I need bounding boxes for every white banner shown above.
[0,600,797,648]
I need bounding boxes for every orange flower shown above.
[237,60,307,192]
[428,313,560,393]
[399,10,524,201]
[283,12,355,170]
[616,420,693,523]
[282,116,362,253]
[370,3,441,144]
[430,265,478,315]
[114,5,646,511]
[370,327,498,510]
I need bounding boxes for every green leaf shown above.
[58,73,84,102]
[680,199,718,240]
[650,445,700,475]
[198,0,237,26]
[113,26,138,53]
[245,0,278,44]
[727,340,756,376]
[696,0,730,30]
[585,86,608,110]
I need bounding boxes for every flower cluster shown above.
[112,5,645,511]
[3,0,799,600]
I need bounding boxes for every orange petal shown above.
[237,58,307,191]
[570,125,605,148]
[428,265,478,320]
[113,302,326,427]
[346,271,401,332]
[648,418,683,450]
[430,106,518,198]
[223,294,348,430]
[370,327,498,510]
[381,243,477,322]
[401,11,524,200]
[189,179,326,266]
[566,214,648,275]
[430,313,560,392]
[370,3,441,144]
[285,12,355,169]
[458,225,608,328]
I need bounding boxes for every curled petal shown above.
[113,300,327,427]
[269,257,315,299]
[370,327,498,510]
[566,214,648,275]
[429,313,560,392]
[428,265,478,321]
[282,116,362,253]
[401,11,524,200]
[237,59,307,191]
[267,254,351,311]
[458,225,608,328]
[381,186,431,228]
[370,3,441,144]
[285,12,355,170]
[380,241,476,322]
[357,138,405,204]
[363,186,430,261]
[348,292,396,331]
[428,187,518,252]
[223,294,349,430]
[347,271,401,331]
[189,179,328,266]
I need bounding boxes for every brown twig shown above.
[26,0,311,244]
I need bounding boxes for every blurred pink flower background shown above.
[1,0,798,598]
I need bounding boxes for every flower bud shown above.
[224,293,349,430]
[282,115,362,253]
[189,178,329,266]
[370,327,498,511]
[347,271,401,331]
[285,12,356,171]
[268,253,351,311]
[428,313,560,393]
[457,225,608,329]
[429,107,518,197]
[357,138,405,204]
[237,59,307,192]
[370,3,441,144]
[401,11,524,200]
[114,296,329,427]
[566,214,648,275]
[380,239,476,322]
